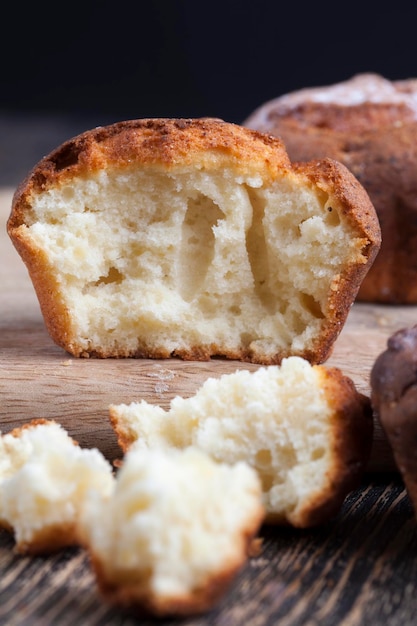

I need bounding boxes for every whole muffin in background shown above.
[7,118,379,364]
[244,73,417,304]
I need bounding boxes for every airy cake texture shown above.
[109,356,373,526]
[7,118,380,364]
[244,73,417,303]
[0,420,114,554]
[79,446,264,616]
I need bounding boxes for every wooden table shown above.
[1,186,417,625]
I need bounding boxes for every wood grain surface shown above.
[2,186,417,625]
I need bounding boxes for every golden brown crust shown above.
[8,118,291,218]
[244,75,417,303]
[86,501,264,617]
[289,158,381,360]
[7,117,380,363]
[7,418,53,438]
[6,418,79,446]
[291,365,373,527]
[108,409,134,453]
[14,521,78,556]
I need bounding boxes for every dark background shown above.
[1,0,416,186]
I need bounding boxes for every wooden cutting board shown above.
[1,188,413,472]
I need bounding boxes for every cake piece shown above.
[109,357,373,526]
[7,118,380,364]
[79,446,264,617]
[0,419,114,554]
[371,326,417,513]
[244,73,417,303]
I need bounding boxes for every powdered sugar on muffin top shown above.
[258,74,417,116]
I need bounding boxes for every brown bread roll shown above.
[371,326,417,512]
